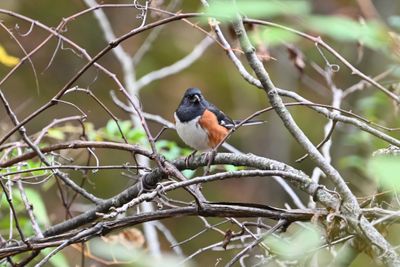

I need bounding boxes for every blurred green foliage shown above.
[305,17,390,50]
[0,187,48,234]
[264,223,323,261]
[389,16,400,29]
[1,0,400,265]
[367,155,400,191]
[41,248,69,267]
[89,237,191,267]
[204,0,311,20]
[252,27,300,47]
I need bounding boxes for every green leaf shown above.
[89,238,190,267]
[119,120,132,134]
[0,187,48,236]
[0,191,4,209]
[127,128,146,143]
[23,160,47,176]
[203,0,310,21]
[305,16,390,49]
[343,131,371,147]
[156,140,183,160]
[182,169,195,179]
[264,223,322,260]
[181,147,194,157]
[252,27,299,46]
[24,188,50,226]
[41,248,69,267]
[47,128,66,140]
[367,156,400,190]
[42,177,55,191]
[84,122,97,141]
[106,120,120,137]
[224,165,238,172]
[25,160,42,169]
[338,155,365,170]
[0,166,17,175]
[357,92,389,120]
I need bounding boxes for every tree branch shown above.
[0,203,319,258]
[232,14,400,266]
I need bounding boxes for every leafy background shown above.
[0,0,400,266]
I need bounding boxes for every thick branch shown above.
[43,153,339,236]
[0,203,320,258]
[232,15,400,266]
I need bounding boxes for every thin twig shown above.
[1,164,148,179]
[15,156,44,238]
[0,180,27,243]
[225,219,287,267]
[0,140,152,168]
[0,21,39,93]
[65,87,129,143]
[296,120,338,163]
[242,18,399,103]
[135,36,214,89]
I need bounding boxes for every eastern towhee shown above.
[175,88,261,151]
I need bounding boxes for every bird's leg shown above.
[185,150,197,168]
[203,149,217,176]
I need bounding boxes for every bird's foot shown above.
[203,149,217,175]
[185,150,197,169]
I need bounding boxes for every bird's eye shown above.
[189,94,200,103]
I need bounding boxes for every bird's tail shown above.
[225,120,266,128]
[235,120,265,126]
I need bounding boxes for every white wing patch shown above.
[174,113,210,151]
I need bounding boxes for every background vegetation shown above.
[0,0,400,266]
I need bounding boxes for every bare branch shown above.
[135,36,214,90]
[232,14,400,266]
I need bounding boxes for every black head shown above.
[183,88,203,104]
[175,88,206,122]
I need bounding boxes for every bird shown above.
[174,87,262,152]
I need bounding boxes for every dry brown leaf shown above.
[286,44,306,73]
[222,229,233,250]
[389,31,400,60]
[101,227,145,249]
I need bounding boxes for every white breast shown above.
[174,113,210,151]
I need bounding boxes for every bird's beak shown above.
[191,95,200,103]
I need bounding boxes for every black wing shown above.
[203,101,266,129]
[205,101,235,129]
